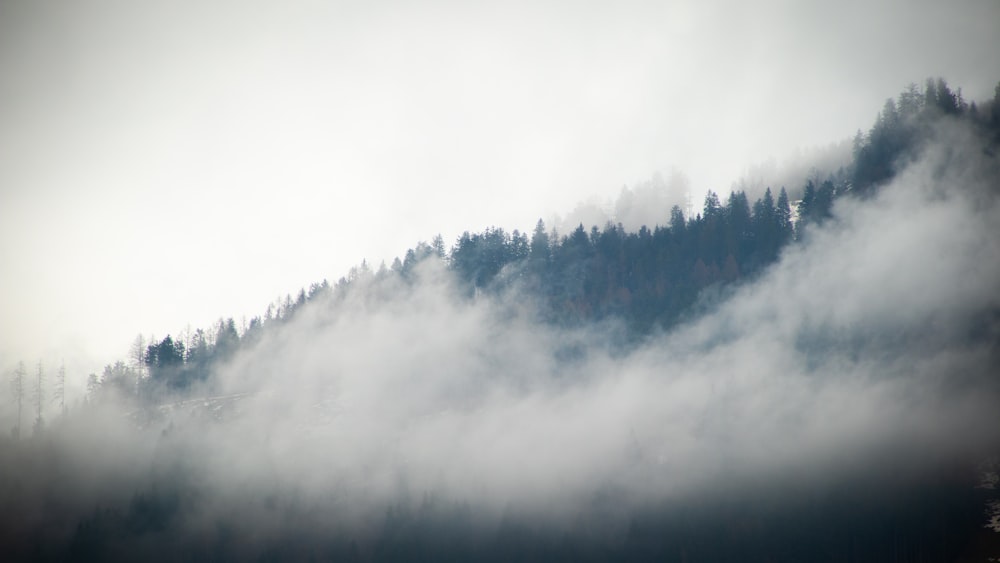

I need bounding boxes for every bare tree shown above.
[33,361,44,434]
[129,333,147,394]
[86,373,100,400]
[52,361,66,415]
[10,361,25,438]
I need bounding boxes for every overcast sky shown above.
[2,0,999,378]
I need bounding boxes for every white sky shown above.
[2,0,999,378]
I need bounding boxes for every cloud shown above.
[2,118,999,559]
[210,118,1000,524]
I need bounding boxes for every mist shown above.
[3,117,999,560]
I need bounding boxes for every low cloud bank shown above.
[2,121,999,559]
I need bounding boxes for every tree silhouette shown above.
[33,361,44,434]
[9,361,25,438]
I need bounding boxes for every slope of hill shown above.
[2,78,1000,562]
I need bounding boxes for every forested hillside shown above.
[77,77,1000,402]
[4,79,1000,563]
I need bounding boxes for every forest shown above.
[3,78,1000,562]
[69,77,1000,401]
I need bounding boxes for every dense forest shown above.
[4,78,1000,562]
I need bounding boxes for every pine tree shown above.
[898,83,922,117]
[776,187,792,243]
[935,78,959,114]
[669,205,686,235]
[703,191,722,219]
[530,219,551,264]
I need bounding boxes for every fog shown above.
[2,0,999,376]
[2,119,998,558]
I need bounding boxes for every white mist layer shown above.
[159,121,999,520]
[4,122,999,539]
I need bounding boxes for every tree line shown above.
[11,77,999,413]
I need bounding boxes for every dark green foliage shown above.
[851,77,1000,195]
[440,186,796,334]
[450,227,527,293]
[145,336,186,390]
[433,77,1000,337]
[795,179,836,238]
[214,318,239,360]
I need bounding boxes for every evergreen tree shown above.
[669,205,686,235]
[898,82,923,117]
[776,187,792,243]
[431,234,446,259]
[924,77,937,108]
[214,318,240,361]
[530,219,551,264]
[935,78,959,114]
[703,191,722,218]
[146,335,186,390]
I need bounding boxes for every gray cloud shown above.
[213,120,1000,525]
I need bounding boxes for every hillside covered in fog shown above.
[3,79,1000,562]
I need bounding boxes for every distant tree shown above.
[851,129,865,161]
[146,335,186,389]
[33,361,44,434]
[431,234,446,258]
[669,205,686,235]
[724,191,752,263]
[880,97,899,130]
[935,78,959,114]
[776,187,792,244]
[86,373,100,400]
[898,82,923,117]
[924,77,938,108]
[815,180,835,219]
[510,229,529,261]
[450,227,518,289]
[129,334,146,382]
[530,219,551,263]
[214,318,240,361]
[702,191,722,219]
[53,362,66,415]
[101,361,138,397]
[10,361,25,438]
